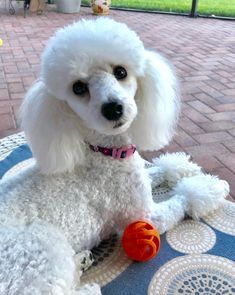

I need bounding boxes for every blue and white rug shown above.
[0,133,235,295]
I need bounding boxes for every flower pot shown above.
[57,0,81,13]
[91,0,111,15]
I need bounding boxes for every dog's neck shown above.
[84,130,132,148]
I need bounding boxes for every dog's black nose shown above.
[101,101,123,121]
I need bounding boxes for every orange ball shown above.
[122,220,160,262]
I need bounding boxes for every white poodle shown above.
[0,18,229,294]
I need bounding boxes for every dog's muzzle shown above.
[101,100,123,121]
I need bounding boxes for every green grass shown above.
[83,0,235,17]
[198,0,235,17]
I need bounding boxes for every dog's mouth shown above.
[113,121,125,129]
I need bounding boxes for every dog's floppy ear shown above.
[20,80,85,174]
[130,50,180,151]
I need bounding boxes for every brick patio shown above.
[0,4,235,198]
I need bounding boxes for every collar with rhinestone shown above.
[89,143,136,160]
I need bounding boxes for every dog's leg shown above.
[74,283,102,295]
[172,174,229,219]
[0,220,76,294]
[149,152,202,187]
[150,194,187,234]
[74,252,102,294]
[150,174,229,234]
[75,250,94,273]
[0,220,101,295]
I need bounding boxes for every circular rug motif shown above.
[152,181,172,203]
[148,254,235,295]
[203,201,235,236]
[166,220,216,254]
[81,234,132,287]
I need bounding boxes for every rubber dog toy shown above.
[122,220,160,262]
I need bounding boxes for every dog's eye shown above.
[73,81,88,96]
[113,66,127,80]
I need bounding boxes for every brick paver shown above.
[0,4,235,198]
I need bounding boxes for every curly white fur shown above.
[0,18,229,294]
[173,174,229,219]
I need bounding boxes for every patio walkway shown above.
[0,5,235,199]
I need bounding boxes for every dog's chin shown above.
[95,120,132,136]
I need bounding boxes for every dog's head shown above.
[41,18,145,136]
[21,18,179,173]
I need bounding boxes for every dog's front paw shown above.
[173,174,229,219]
[150,213,167,234]
[75,250,94,273]
[75,283,102,295]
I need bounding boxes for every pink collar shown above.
[89,143,136,160]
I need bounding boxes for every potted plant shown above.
[56,0,81,13]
